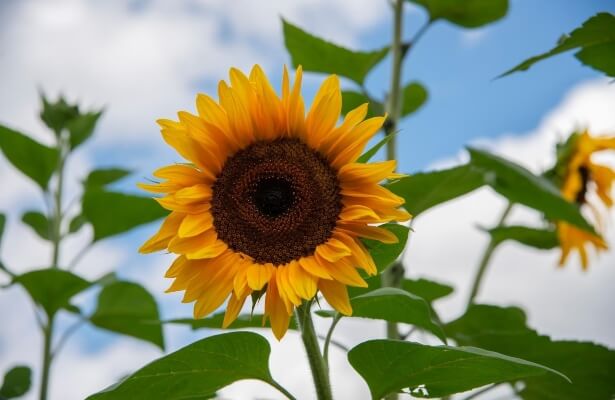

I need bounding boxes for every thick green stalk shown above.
[466,203,514,307]
[39,317,54,400]
[382,0,405,350]
[296,302,333,400]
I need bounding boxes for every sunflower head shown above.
[139,65,410,339]
[551,130,615,269]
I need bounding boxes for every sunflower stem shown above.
[466,202,514,308]
[39,129,70,400]
[296,302,333,400]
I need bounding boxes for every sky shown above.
[0,0,615,399]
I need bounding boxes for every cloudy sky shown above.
[1,0,614,399]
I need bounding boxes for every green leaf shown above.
[350,288,446,342]
[82,190,167,241]
[388,164,485,216]
[402,278,454,303]
[446,304,615,400]
[401,82,428,117]
[84,168,131,189]
[282,19,389,85]
[166,312,298,331]
[13,269,90,317]
[408,0,508,28]
[488,225,559,250]
[68,214,87,234]
[348,339,567,399]
[87,332,277,400]
[357,133,396,163]
[0,366,32,399]
[90,281,164,350]
[0,125,58,189]
[501,13,615,78]
[21,211,51,241]
[341,91,384,119]
[40,94,80,136]
[363,223,410,272]
[67,111,103,149]
[468,148,594,232]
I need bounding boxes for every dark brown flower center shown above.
[211,138,342,265]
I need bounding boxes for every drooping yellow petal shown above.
[315,237,351,262]
[318,254,368,288]
[318,279,352,316]
[265,272,292,340]
[298,256,333,280]
[336,222,400,244]
[223,290,250,328]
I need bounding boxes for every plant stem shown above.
[466,203,514,307]
[295,302,333,400]
[381,0,406,353]
[323,314,342,366]
[39,316,54,400]
[51,134,68,268]
[269,380,298,400]
[39,131,69,400]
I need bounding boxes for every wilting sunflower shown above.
[553,131,615,269]
[139,65,410,339]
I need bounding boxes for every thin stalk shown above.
[466,203,514,307]
[323,314,342,366]
[295,302,333,400]
[51,134,68,268]
[39,317,54,400]
[269,380,298,400]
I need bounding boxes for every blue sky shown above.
[1,1,615,399]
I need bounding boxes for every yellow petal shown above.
[337,222,399,244]
[287,260,317,300]
[139,211,182,253]
[178,212,214,238]
[315,237,352,262]
[298,256,333,280]
[223,290,250,328]
[265,272,292,340]
[246,263,275,291]
[318,279,352,316]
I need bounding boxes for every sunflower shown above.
[139,65,410,339]
[555,131,615,269]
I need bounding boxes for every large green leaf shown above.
[67,111,103,149]
[0,125,58,189]
[350,288,446,342]
[349,339,566,399]
[0,366,32,399]
[363,223,410,272]
[167,312,298,331]
[488,225,559,250]
[21,211,51,241]
[446,305,615,400]
[87,332,278,400]
[341,91,384,119]
[401,82,428,117]
[388,164,485,216]
[13,269,90,317]
[282,19,388,85]
[90,281,164,350]
[84,168,131,189]
[408,0,508,28]
[82,190,167,241]
[468,148,594,232]
[501,13,615,78]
